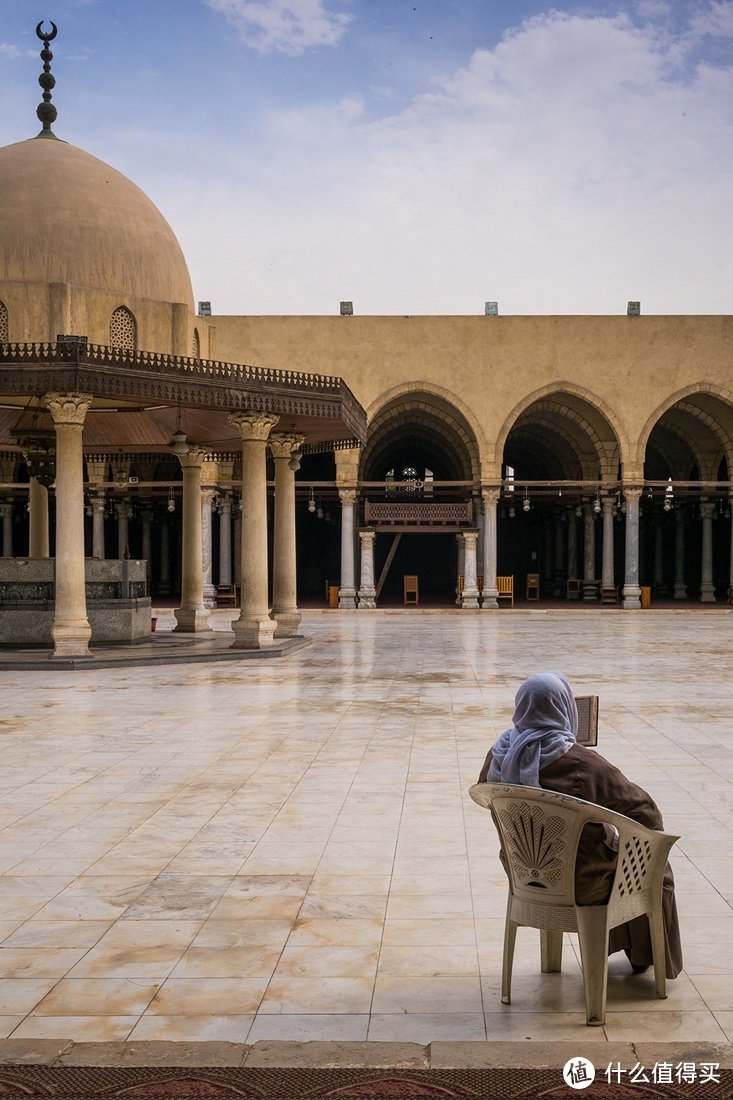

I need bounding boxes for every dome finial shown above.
[35,21,59,139]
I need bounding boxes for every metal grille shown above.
[192,328,200,357]
[0,301,7,342]
[109,306,136,350]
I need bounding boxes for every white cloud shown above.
[203,0,351,55]
[0,43,36,60]
[689,0,733,38]
[151,6,732,314]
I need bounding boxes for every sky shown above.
[0,0,731,316]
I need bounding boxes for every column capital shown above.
[269,432,305,461]
[0,501,12,520]
[358,528,377,544]
[228,411,279,442]
[43,392,92,426]
[699,500,716,519]
[622,486,643,502]
[339,488,358,506]
[463,529,479,547]
[481,488,501,506]
[177,446,209,471]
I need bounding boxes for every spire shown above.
[35,21,59,139]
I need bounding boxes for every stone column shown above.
[357,528,377,608]
[233,497,242,587]
[554,512,565,575]
[582,503,597,599]
[699,500,716,602]
[455,532,465,606]
[481,489,499,609]
[218,495,233,587]
[475,494,485,591]
[653,520,666,596]
[201,486,217,607]
[601,496,615,600]
[28,477,49,558]
[116,499,130,559]
[91,493,106,559]
[621,488,642,609]
[229,411,279,648]
[729,499,733,603]
[567,510,578,583]
[673,507,686,599]
[269,432,304,638]
[338,489,358,608]
[461,529,480,609]
[173,447,210,632]
[141,505,153,589]
[1,500,12,556]
[159,519,171,596]
[42,392,93,657]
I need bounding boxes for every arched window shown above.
[109,306,137,350]
[192,327,200,358]
[0,300,8,343]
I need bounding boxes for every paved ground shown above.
[1,608,732,1051]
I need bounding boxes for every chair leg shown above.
[648,913,668,1000]
[502,917,518,1004]
[541,929,563,972]
[576,906,610,1026]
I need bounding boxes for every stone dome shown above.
[0,136,194,309]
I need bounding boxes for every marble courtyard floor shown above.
[1,608,732,1048]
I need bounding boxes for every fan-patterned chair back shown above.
[469,782,679,1025]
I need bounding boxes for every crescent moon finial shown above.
[36,21,58,42]
[35,20,59,138]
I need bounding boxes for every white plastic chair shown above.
[468,782,679,1025]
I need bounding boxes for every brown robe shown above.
[478,743,683,977]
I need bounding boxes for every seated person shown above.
[478,671,682,978]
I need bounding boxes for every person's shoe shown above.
[625,948,650,974]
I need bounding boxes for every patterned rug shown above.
[0,1066,730,1099]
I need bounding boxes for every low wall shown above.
[0,558,152,646]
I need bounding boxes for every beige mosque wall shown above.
[209,313,733,475]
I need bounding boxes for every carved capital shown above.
[358,528,377,545]
[481,489,501,507]
[339,489,358,506]
[43,391,92,427]
[269,432,305,461]
[177,446,209,471]
[228,411,279,443]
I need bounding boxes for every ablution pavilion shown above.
[1,25,733,660]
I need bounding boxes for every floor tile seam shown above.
[366,721,418,1038]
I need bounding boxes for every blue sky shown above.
[1,0,731,315]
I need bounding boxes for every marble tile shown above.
[246,1013,369,1042]
[10,1015,138,1040]
[368,1013,487,1043]
[371,975,483,1015]
[146,977,269,1015]
[2,611,733,1045]
[31,977,160,1016]
[128,1014,254,1042]
[169,945,282,979]
[259,976,375,1014]
[0,978,59,1015]
[286,918,383,947]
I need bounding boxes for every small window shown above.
[192,328,200,358]
[110,306,137,350]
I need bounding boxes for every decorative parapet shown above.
[364,500,473,528]
[0,342,367,442]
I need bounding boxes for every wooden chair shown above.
[526,572,540,601]
[216,584,238,607]
[566,578,583,600]
[496,575,514,606]
[403,575,419,606]
[468,782,679,1026]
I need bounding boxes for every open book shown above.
[575,695,599,746]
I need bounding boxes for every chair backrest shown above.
[469,783,678,914]
[497,576,513,596]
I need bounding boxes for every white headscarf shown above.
[488,672,578,788]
